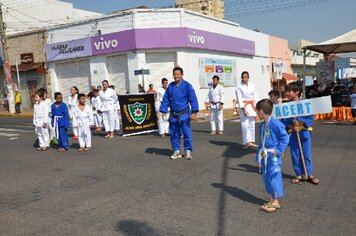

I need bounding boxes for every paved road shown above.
[0,117,355,236]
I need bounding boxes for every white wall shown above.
[177,49,270,110]
[89,56,109,87]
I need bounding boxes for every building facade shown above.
[45,9,277,109]
[176,0,224,19]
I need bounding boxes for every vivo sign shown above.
[188,31,205,45]
[93,37,119,51]
[46,27,255,61]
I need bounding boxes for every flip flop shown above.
[291,177,304,184]
[307,177,320,185]
[260,204,281,213]
[78,148,85,152]
[84,147,92,151]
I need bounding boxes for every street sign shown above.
[272,96,332,119]
[134,69,150,75]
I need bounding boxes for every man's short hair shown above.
[161,78,168,83]
[286,82,303,97]
[268,90,279,97]
[54,92,62,98]
[173,66,183,74]
[256,99,274,115]
[212,75,220,80]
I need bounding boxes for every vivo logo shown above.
[188,31,205,45]
[94,37,119,50]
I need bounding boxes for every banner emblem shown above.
[128,102,147,125]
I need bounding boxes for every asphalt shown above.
[0,117,355,236]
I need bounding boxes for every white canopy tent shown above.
[305,29,356,54]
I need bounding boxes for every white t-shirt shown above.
[350,94,356,109]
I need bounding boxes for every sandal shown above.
[217,131,223,135]
[260,204,281,213]
[36,148,42,151]
[291,177,304,184]
[57,147,66,152]
[41,147,49,151]
[84,147,91,151]
[211,131,217,135]
[307,177,320,185]
[78,148,85,152]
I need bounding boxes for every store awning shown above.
[305,29,356,54]
[282,73,298,81]
[10,63,43,72]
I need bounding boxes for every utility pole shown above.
[0,3,15,114]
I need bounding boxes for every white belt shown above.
[54,116,63,139]
[258,148,275,174]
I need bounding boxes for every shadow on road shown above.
[115,219,160,236]
[192,129,211,134]
[145,147,172,157]
[209,140,256,158]
[228,163,295,181]
[212,183,265,206]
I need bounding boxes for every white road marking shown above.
[0,128,33,133]
[0,132,20,137]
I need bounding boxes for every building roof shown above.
[305,29,356,54]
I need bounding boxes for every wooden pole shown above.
[294,119,308,179]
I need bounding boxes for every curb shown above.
[0,113,33,117]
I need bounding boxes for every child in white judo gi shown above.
[72,94,94,151]
[156,78,169,137]
[205,75,224,135]
[256,99,289,213]
[91,89,103,132]
[33,90,50,151]
[39,88,56,144]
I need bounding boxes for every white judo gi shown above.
[91,96,103,128]
[113,95,121,131]
[156,87,169,135]
[99,88,116,132]
[205,84,224,132]
[44,98,55,141]
[33,101,50,148]
[236,81,259,145]
[72,105,94,148]
[68,94,78,137]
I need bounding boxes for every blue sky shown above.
[64,0,355,46]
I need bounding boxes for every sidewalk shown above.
[0,108,239,119]
[0,108,33,117]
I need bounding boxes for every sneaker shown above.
[170,150,182,160]
[185,150,192,160]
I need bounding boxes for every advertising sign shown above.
[199,58,237,88]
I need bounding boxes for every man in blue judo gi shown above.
[281,82,320,185]
[160,67,199,160]
[256,99,289,213]
[51,92,70,152]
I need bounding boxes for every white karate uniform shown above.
[44,98,55,140]
[68,94,78,137]
[99,88,116,132]
[206,84,224,132]
[156,87,169,135]
[33,101,50,148]
[236,81,259,145]
[72,105,94,148]
[91,96,103,128]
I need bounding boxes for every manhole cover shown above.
[60,176,99,189]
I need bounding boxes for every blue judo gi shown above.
[256,117,289,198]
[51,102,70,150]
[281,115,314,177]
[160,79,199,152]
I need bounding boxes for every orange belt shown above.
[243,100,256,111]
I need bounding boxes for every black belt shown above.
[171,108,189,123]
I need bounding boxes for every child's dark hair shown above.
[241,71,249,78]
[212,75,220,80]
[256,99,274,115]
[162,78,168,83]
[102,79,109,84]
[54,92,62,99]
[173,66,183,74]
[268,90,279,97]
[109,85,115,90]
[286,82,303,97]
[71,86,79,94]
[36,90,45,99]
[77,93,86,100]
[38,88,48,94]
